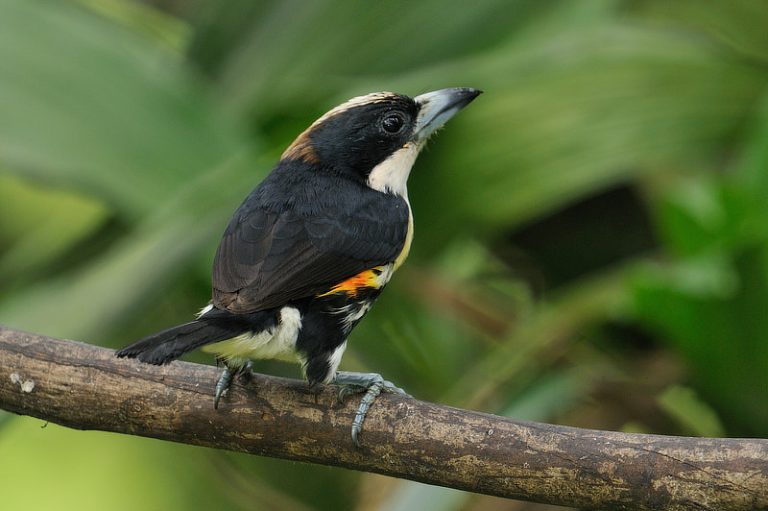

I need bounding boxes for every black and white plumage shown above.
[117,87,481,444]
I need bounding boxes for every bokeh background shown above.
[1,1,768,510]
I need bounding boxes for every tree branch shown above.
[1,326,766,510]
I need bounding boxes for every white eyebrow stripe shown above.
[311,92,400,127]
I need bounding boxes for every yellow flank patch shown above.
[393,209,413,271]
[318,266,387,298]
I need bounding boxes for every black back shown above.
[212,160,409,313]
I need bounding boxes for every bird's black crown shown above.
[282,92,419,179]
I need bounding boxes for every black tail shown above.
[116,307,277,365]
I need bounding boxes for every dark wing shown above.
[212,183,409,313]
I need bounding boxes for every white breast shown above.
[367,142,421,197]
[367,143,417,271]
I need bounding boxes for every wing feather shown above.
[212,170,409,313]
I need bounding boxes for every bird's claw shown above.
[213,367,232,410]
[213,361,253,409]
[337,385,358,404]
[237,360,254,384]
[333,371,410,447]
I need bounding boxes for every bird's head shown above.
[281,87,481,196]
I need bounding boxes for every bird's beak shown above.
[413,87,482,142]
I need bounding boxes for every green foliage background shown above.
[1,1,767,509]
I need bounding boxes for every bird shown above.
[117,87,481,445]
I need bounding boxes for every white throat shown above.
[366,142,422,197]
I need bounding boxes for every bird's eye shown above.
[381,113,405,134]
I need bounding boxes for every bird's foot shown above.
[213,360,253,409]
[333,371,410,447]
[237,360,254,384]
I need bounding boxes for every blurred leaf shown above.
[631,0,768,63]
[0,417,243,511]
[399,24,766,246]
[76,0,191,51]
[208,450,328,511]
[378,483,467,511]
[0,149,263,342]
[652,177,729,256]
[349,288,477,396]
[0,0,241,216]
[215,451,356,511]
[499,368,593,420]
[734,94,768,201]
[192,0,566,117]
[633,256,739,300]
[449,262,634,408]
[644,173,766,259]
[657,385,725,437]
[632,248,768,434]
[0,411,12,433]
[621,421,651,434]
[633,89,768,435]
[0,173,109,283]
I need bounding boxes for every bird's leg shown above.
[214,360,253,409]
[333,371,410,446]
[213,366,232,410]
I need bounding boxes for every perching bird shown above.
[117,87,481,445]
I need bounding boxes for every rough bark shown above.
[1,326,766,511]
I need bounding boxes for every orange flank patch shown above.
[318,267,385,298]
